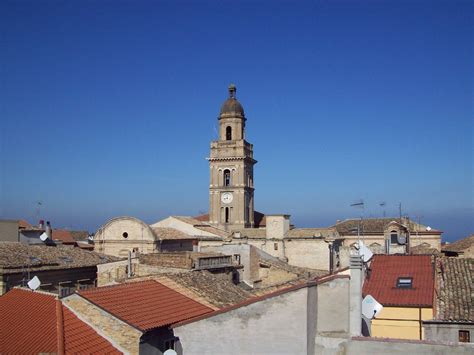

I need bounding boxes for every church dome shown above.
[220,84,245,117]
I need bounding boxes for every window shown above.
[225,207,230,223]
[233,254,241,264]
[274,243,278,251]
[390,230,398,244]
[226,126,232,140]
[396,277,413,289]
[459,330,470,343]
[223,169,231,186]
[122,232,128,239]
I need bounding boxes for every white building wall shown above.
[174,287,311,355]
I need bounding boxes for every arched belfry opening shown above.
[223,169,231,186]
[226,126,232,140]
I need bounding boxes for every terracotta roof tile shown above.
[52,229,76,244]
[78,280,213,331]
[0,288,57,354]
[0,288,120,354]
[18,219,32,229]
[363,255,434,307]
[435,257,473,322]
[62,306,120,354]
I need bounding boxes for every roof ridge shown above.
[56,299,65,355]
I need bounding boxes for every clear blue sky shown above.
[1,0,472,241]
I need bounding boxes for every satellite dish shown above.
[40,232,49,241]
[357,241,373,262]
[426,226,432,231]
[362,294,383,319]
[163,350,177,355]
[28,276,41,291]
[397,234,407,245]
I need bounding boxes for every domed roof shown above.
[220,84,244,117]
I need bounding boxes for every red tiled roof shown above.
[18,219,32,229]
[0,288,120,354]
[0,288,57,354]
[52,229,76,244]
[362,255,434,307]
[79,280,214,331]
[62,306,120,354]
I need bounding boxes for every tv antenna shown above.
[36,201,42,219]
[379,201,386,217]
[350,200,365,246]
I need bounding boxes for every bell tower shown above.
[208,85,256,230]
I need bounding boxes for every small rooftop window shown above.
[396,277,413,289]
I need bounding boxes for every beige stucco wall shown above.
[285,239,330,270]
[94,217,158,257]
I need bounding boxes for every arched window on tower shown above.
[225,207,230,223]
[226,126,232,140]
[223,169,231,186]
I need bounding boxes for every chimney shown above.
[39,220,44,229]
[328,241,334,274]
[265,215,290,240]
[46,221,52,239]
[349,254,363,337]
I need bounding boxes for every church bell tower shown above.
[208,85,256,230]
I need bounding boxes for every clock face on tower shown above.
[221,192,233,204]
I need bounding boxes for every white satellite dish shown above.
[362,294,383,319]
[163,350,177,355]
[40,232,49,241]
[357,241,374,262]
[27,276,41,291]
[426,226,432,231]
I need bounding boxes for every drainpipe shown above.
[127,251,132,278]
[350,254,363,336]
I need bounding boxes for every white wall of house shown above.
[174,286,313,355]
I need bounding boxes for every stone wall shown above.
[284,239,330,270]
[424,322,474,344]
[0,220,19,242]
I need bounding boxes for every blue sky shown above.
[1,0,472,241]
